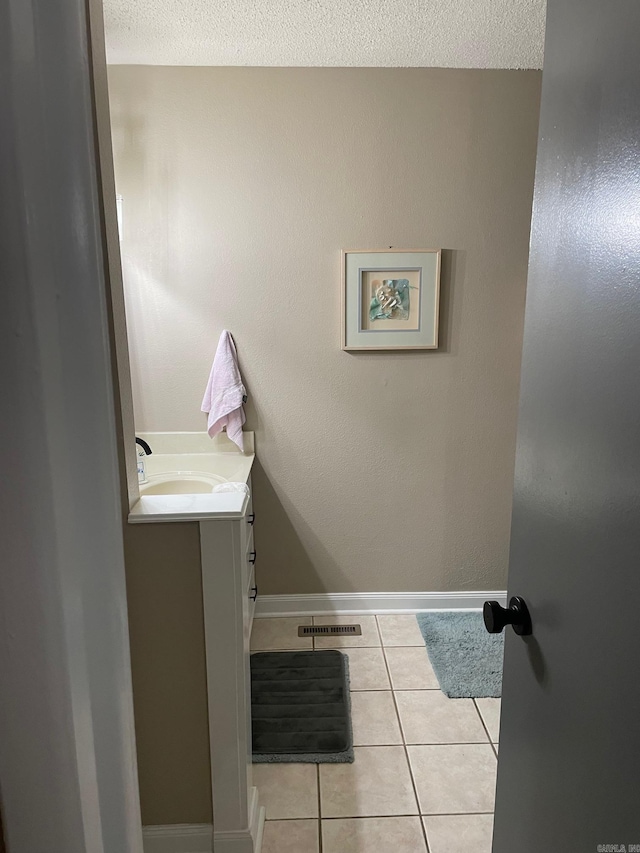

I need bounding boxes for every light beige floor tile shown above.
[395,691,489,744]
[338,647,390,690]
[384,646,439,690]
[475,698,501,742]
[250,617,312,651]
[323,817,427,852]
[408,744,497,814]
[351,691,402,746]
[320,746,418,817]
[262,819,319,853]
[377,615,424,647]
[423,814,494,853]
[252,763,318,819]
[314,615,380,648]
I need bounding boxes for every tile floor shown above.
[251,614,500,853]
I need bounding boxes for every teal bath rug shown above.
[251,650,354,764]
[416,611,504,698]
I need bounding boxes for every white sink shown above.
[129,431,255,523]
[140,472,226,496]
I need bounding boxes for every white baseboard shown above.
[213,787,265,853]
[143,790,265,853]
[143,824,212,853]
[254,590,507,618]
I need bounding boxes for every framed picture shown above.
[341,249,441,351]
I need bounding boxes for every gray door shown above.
[492,0,640,850]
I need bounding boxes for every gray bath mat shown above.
[251,650,354,763]
[416,611,504,698]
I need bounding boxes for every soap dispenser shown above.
[135,437,152,484]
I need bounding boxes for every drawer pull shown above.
[250,585,258,602]
[247,513,255,526]
[249,550,257,565]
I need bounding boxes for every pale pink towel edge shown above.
[201,331,246,452]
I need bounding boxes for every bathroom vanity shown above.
[129,431,264,853]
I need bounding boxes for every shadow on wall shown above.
[251,458,344,595]
[248,250,464,596]
[438,249,463,356]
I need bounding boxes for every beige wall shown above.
[123,521,211,825]
[108,66,540,824]
[109,66,541,595]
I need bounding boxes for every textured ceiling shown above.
[104,0,546,68]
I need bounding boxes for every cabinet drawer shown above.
[245,526,255,559]
[245,479,254,521]
[245,530,256,593]
[245,475,254,530]
[247,566,257,628]
[239,494,255,555]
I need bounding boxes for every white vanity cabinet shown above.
[128,432,262,850]
[200,478,265,853]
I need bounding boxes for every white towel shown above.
[201,330,246,451]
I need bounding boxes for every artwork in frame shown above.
[342,249,441,351]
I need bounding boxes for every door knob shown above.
[483,596,532,636]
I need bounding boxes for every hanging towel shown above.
[201,330,246,451]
